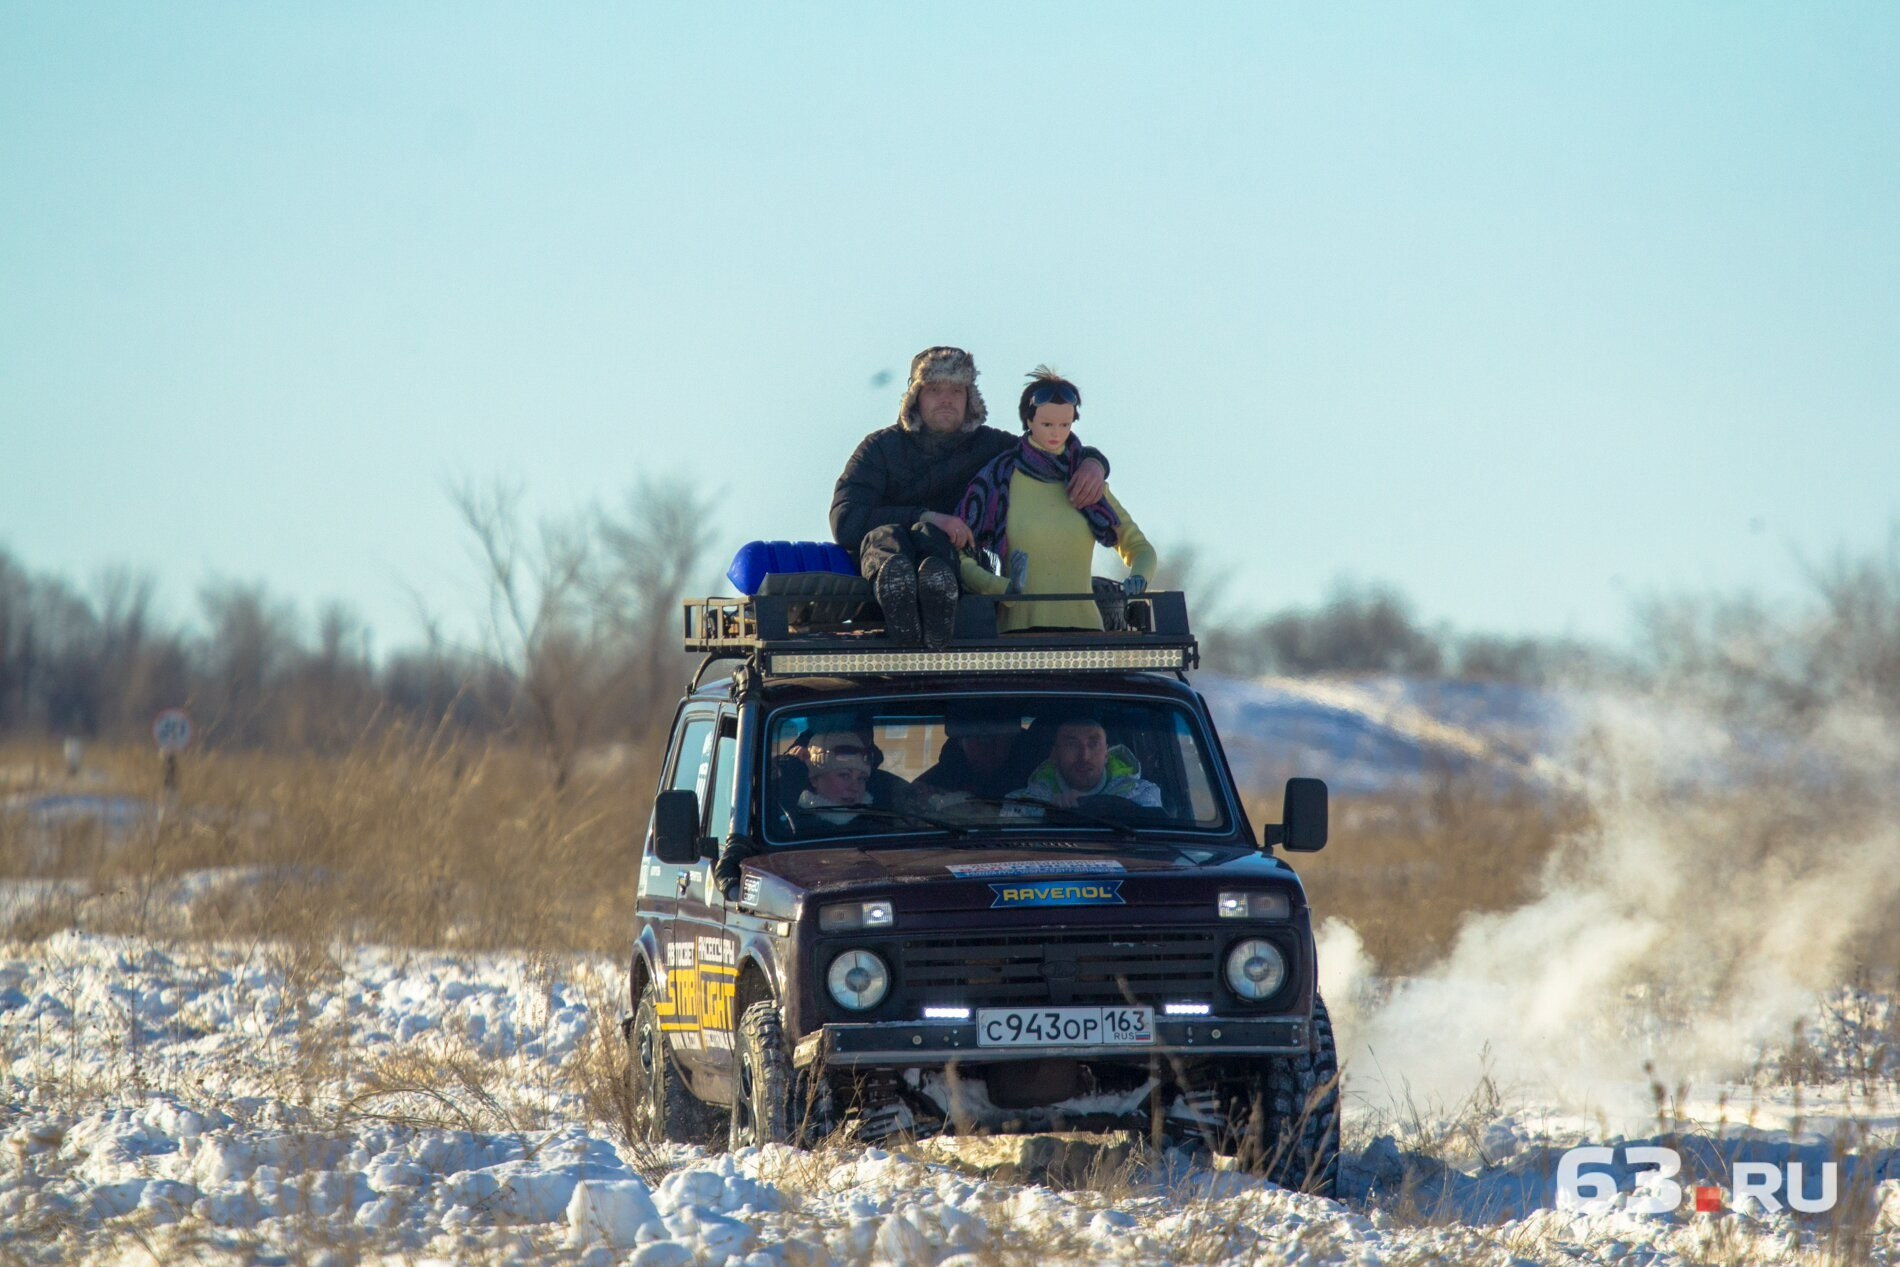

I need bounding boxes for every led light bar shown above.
[767,647,1192,675]
[1164,1002,1212,1016]
[922,1006,972,1020]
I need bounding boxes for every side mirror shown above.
[653,789,703,865]
[1262,777,1328,852]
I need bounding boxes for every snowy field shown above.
[3,923,1897,1266]
[6,681,1900,1263]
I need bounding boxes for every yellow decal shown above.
[657,935,738,1041]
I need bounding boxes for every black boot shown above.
[875,557,922,646]
[917,556,958,650]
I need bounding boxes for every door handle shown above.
[676,871,692,896]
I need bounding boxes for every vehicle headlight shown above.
[826,949,890,1011]
[1218,890,1291,920]
[820,900,896,931]
[1223,938,1287,1001]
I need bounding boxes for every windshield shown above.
[762,694,1233,844]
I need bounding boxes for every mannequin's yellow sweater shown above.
[959,476,1156,632]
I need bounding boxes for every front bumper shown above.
[793,1015,1308,1068]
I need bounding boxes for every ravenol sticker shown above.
[951,859,1126,879]
[989,880,1125,908]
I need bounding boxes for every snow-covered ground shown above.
[6,679,1898,1262]
[3,927,1896,1266]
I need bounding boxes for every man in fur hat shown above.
[830,346,1109,648]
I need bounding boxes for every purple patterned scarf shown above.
[956,436,1120,563]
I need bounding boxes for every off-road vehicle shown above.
[624,583,1340,1193]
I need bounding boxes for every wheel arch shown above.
[735,952,776,1017]
[630,925,665,1009]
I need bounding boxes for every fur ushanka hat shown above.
[897,345,988,433]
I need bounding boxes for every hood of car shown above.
[742,840,1281,894]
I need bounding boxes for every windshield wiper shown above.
[830,805,973,838]
[942,794,1141,840]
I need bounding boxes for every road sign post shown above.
[153,708,192,793]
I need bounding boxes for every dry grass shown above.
[0,732,652,958]
[18,736,1888,987]
[7,737,1589,986]
[566,971,675,1182]
[1250,768,1589,976]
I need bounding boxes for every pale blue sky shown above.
[4,3,1896,652]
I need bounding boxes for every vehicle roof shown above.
[684,669,1207,709]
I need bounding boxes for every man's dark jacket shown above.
[913,739,1039,803]
[830,425,1108,558]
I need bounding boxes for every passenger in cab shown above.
[783,729,897,828]
[1012,715,1162,810]
[913,708,1029,804]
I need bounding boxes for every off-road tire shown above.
[1226,993,1342,1197]
[729,1000,795,1149]
[628,989,721,1146]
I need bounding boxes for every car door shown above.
[674,711,741,1081]
[646,710,716,1064]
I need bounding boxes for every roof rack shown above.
[683,590,1199,679]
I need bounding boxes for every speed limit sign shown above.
[153,708,193,754]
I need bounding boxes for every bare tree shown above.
[1638,524,1900,723]
[1204,580,1446,678]
[452,480,607,787]
[91,568,159,734]
[449,475,720,786]
[0,543,535,748]
[1801,529,1900,714]
[0,550,38,731]
[197,580,300,745]
[1153,541,1236,629]
[32,577,101,734]
[593,477,720,745]
[270,600,378,749]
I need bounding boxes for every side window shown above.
[670,716,716,798]
[705,720,739,843]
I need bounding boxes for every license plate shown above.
[975,1006,1155,1048]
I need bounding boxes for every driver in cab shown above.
[1011,715,1161,811]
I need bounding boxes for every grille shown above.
[895,929,1226,1008]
